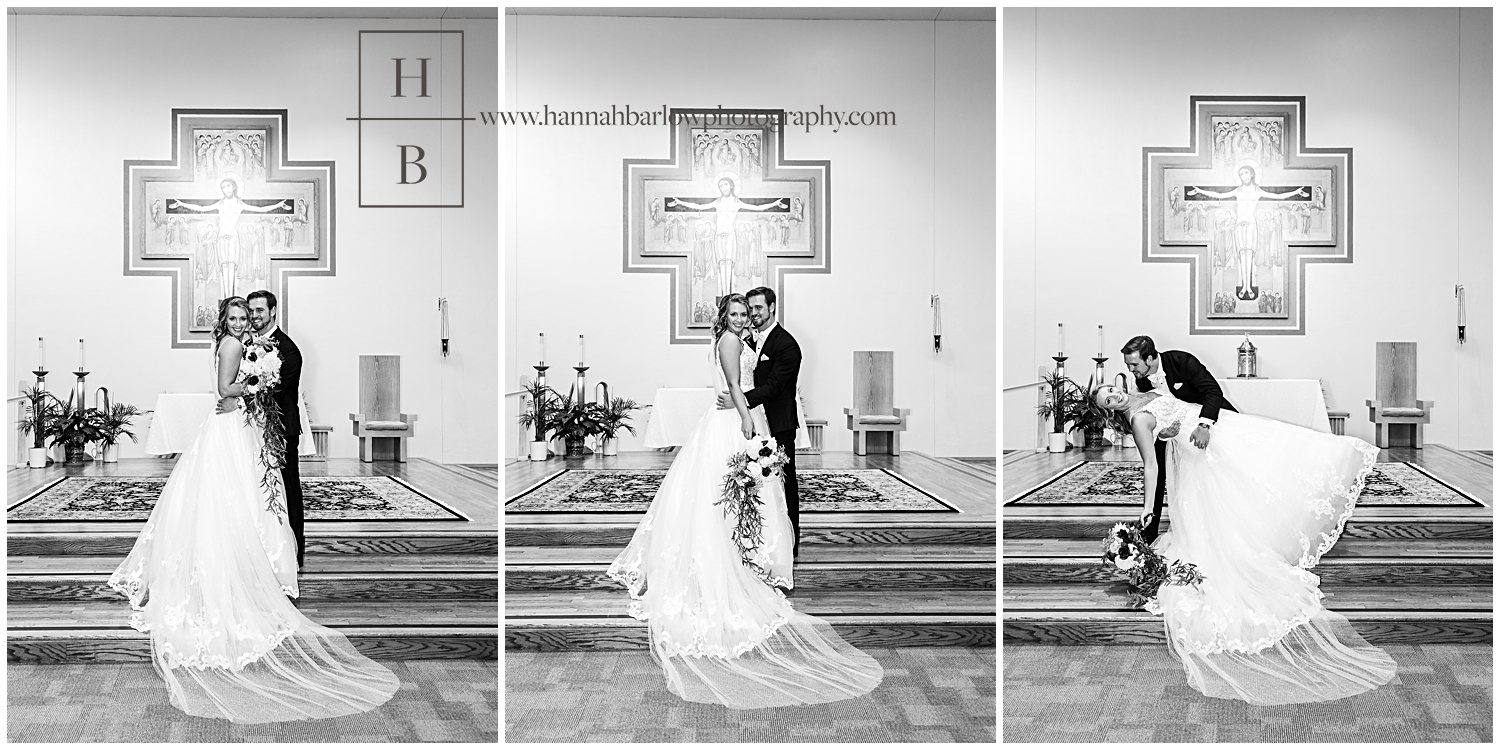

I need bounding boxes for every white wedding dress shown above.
[1140,393,1398,705]
[107,343,398,723]
[606,335,883,709]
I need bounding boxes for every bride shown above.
[107,297,398,723]
[606,293,883,709]
[1093,383,1397,705]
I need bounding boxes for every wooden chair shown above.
[349,355,418,462]
[844,351,910,455]
[1366,342,1432,449]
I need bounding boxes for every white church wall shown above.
[504,15,995,457]
[1004,8,1492,451]
[8,14,498,463]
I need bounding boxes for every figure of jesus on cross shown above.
[667,171,787,301]
[1186,160,1307,300]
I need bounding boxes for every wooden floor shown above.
[7,458,499,662]
[505,451,996,651]
[1002,444,1493,646]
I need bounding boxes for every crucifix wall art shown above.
[624,108,830,344]
[1143,96,1352,335]
[125,109,335,348]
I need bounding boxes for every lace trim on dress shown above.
[605,552,794,658]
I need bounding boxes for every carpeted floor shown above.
[1003,644,1492,742]
[506,646,995,742]
[7,660,497,742]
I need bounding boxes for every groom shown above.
[246,290,306,570]
[717,286,804,558]
[1122,335,1236,543]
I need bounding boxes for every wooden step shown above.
[1003,538,1492,558]
[1003,557,1493,586]
[6,531,498,557]
[505,544,996,565]
[10,554,498,602]
[506,562,993,592]
[1003,610,1493,646]
[505,522,995,548]
[1002,583,1493,612]
[507,589,995,617]
[505,589,995,651]
[8,600,498,661]
[1002,511,1493,541]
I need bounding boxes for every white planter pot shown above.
[1047,432,1068,453]
[529,441,549,461]
[102,444,120,463]
[27,447,49,469]
[601,437,618,456]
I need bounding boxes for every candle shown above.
[932,296,942,335]
[79,339,85,372]
[1098,325,1104,357]
[1057,323,1064,356]
[539,333,546,366]
[439,299,450,339]
[38,337,44,371]
[579,334,585,366]
[1458,287,1466,326]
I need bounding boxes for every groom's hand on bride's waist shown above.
[716,391,734,410]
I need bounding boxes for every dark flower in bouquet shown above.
[1101,521,1205,610]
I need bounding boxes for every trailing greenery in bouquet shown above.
[237,334,288,520]
[1101,521,1206,609]
[714,434,790,583]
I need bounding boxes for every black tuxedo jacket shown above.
[271,328,303,448]
[744,324,801,435]
[1134,350,1236,422]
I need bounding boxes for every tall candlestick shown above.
[539,333,546,365]
[578,334,585,366]
[1098,325,1104,357]
[79,339,85,371]
[1057,323,1064,356]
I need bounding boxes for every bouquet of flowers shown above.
[236,335,288,521]
[1101,521,1205,609]
[714,434,790,582]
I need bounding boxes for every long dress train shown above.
[606,336,883,709]
[107,346,398,723]
[1141,393,1398,705]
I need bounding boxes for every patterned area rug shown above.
[8,476,467,522]
[1008,461,1483,506]
[507,468,958,513]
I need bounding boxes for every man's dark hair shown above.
[746,286,776,307]
[1121,335,1158,360]
[246,289,278,311]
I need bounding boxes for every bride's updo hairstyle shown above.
[212,296,251,345]
[710,293,750,344]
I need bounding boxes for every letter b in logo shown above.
[398,145,427,185]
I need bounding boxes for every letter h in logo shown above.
[355,30,469,207]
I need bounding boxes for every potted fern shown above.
[18,387,61,469]
[1036,371,1083,453]
[518,379,560,461]
[595,397,640,456]
[98,402,143,463]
